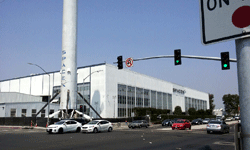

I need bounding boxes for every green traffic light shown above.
[176,60,179,63]
[223,64,228,68]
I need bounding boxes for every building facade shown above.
[0,63,209,118]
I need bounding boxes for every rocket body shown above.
[60,0,78,110]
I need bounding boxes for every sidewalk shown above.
[0,125,46,130]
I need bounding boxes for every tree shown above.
[222,94,239,115]
[197,109,205,116]
[209,94,215,112]
[174,106,182,115]
[188,108,196,115]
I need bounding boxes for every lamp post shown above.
[28,63,50,125]
[82,70,103,83]
[82,70,103,118]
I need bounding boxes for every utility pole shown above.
[235,37,250,150]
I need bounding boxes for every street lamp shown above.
[82,70,103,82]
[28,63,50,125]
[82,70,103,118]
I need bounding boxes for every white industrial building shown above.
[0,63,209,118]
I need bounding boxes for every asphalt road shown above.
[0,124,236,150]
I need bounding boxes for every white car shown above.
[81,120,113,133]
[225,117,233,121]
[46,120,82,134]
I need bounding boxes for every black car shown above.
[162,119,172,126]
[191,119,203,125]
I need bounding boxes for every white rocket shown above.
[60,0,78,111]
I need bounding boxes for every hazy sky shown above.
[0,0,238,109]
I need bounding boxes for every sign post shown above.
[200,0,250,149]
[236,37,250,150]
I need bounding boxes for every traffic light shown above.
[174,49,181,65]
[221,52,230,70]
[80,105,83,112]
[117,55,123,69]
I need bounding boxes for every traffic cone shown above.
[35,123,37,127]
[31,121,32,127]
[46,122,48,128]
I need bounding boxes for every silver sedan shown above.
[206,120,230,134]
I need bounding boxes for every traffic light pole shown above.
[235,37,250,150]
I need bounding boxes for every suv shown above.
[128,120,149,128]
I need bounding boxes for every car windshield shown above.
[132,120,141,123]
[204,118,209,120]
[87,121,99,125]
[55,120,66,125]
[209,121,221,124]
[176,120,185,123]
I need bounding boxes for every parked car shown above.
[81,120,113,133]
[46,120,82,134]
[128,120,149,128]
[202,118,210,124]
[162,119,173,126]
[71,118,88,125]
[235,116,240,120]
[216,115,225,121]
[191,119,203,125]
[225,117,233,121]
[206,120,230,134]
[172,119,191,130]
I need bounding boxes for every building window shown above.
[163,93,168,110]
[32,109,36,117]
[41,110,45,118]
[118,84,127,117]
[77,83,90,115]
[127,86,135,117]
[157,92,163,109]
[144,89,150,107]
[151,91,156,108]
[11,109,16,117]
[50,109,54,115]
[136,88,143,107]
[167,94,172,111]
[21,109,26,117]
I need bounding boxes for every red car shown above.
[172,119,191,130]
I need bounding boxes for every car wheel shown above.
[207,131,210,134]
[108,127,112,132]
[58,128,63,134]
[146,125,148,128]
[48,131,52,134]
[76,127,81,133]
[93,128,98,133]
[139,125,141,128]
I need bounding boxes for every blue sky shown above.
[0,0,238,109]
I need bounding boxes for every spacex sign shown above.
[200,0,250,45]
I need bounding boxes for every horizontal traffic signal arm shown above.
[113,55,237,64]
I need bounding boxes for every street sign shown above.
[125,57,133,67]
[200,0,250,45]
